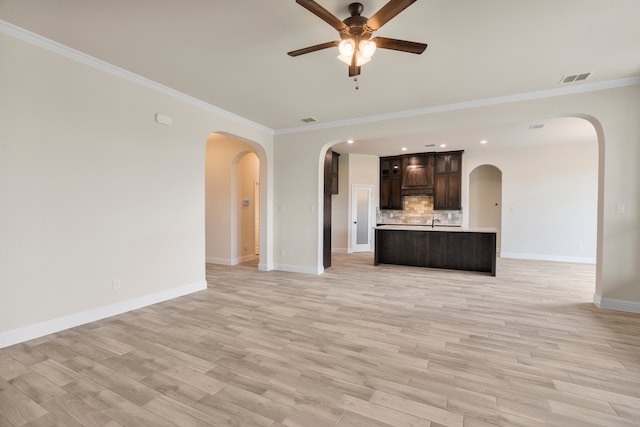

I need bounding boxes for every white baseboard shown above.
[332,248,348,254]
[206,256,232,265]
[258,263,273,271]
[501,252,596,264]
[273,264,323,275]
[207,255,257,266]
[234,254,258,264]
[593,294,640,314]
[0,281,207,349]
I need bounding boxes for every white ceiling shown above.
[2,0,639,154]
[331,116,598,156]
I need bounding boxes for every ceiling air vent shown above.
[301,117,318,123]
[424,144,436,147]
[529,124,545,130]
[560,72,591,83]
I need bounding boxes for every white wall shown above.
[273,139,327,274]
[0,31,274,346]
[465,140,598,263]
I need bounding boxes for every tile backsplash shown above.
[378,196,462,225]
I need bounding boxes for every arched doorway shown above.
[469,165,502,254]
[205,133,262,268]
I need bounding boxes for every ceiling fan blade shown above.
[296,0,347,31]
[288,41,340,57]
[372,37,427,54]
[366,0,417,31]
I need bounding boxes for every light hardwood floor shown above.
[1,254,639,426]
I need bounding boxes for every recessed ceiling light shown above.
[347,139,354,144]
[480,140,488,144]
[401,147,407,151]
[440,144,447,148]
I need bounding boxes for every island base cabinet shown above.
[374,229,496,276]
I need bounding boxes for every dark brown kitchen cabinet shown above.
[375,227,496,276]
[381,150,462,210]
[434,151,463,210]
[380,156,402,210]
[323,150,336,268]
[435,151,461,174]
[401,153,434,195]
[331,151,340,194]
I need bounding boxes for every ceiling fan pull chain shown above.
[354,77,359,90]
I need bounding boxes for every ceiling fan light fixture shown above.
[337,39,375,66]
[337,53,372,66]
[359,39,376,59]
[289,0,427,77]
[338,39,355,57]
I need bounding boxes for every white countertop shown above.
[375,224,498,233]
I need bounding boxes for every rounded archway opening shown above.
[469,165,503,253]
[205,132,265,269]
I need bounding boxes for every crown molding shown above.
[4,19,639,138]
[0,20,273,135]
[275,76,640,135]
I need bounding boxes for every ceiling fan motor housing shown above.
[348,2,364,16]
[342,3,371,39]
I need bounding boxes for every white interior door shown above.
[351,185,373,253]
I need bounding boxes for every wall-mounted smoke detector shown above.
[560,72,591,84]
[301,117,318,123]
[529,124,545,130]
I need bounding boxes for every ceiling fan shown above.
[288,0,428,77]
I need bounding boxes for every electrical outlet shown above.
[113,279,121,290]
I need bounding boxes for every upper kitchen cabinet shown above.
[435,151,461,174]
[380,156,402,210]
[380,150,462,211]
[401,153,434,196]
[434,151,463,210]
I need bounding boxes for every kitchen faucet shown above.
[431,217,440,228]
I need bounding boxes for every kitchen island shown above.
[374,224,497,276]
